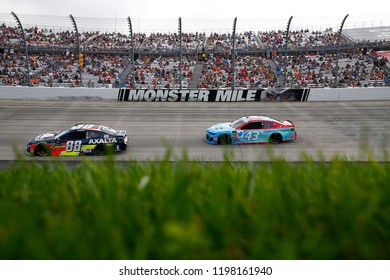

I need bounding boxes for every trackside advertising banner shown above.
[117,88,310,102]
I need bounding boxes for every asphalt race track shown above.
[0,99,390,162]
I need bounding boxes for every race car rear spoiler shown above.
[116,130,127,136]
[282,120,295,127]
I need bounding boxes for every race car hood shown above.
[207,122,233,133]
[30,131,60,142]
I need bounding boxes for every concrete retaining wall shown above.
[0,86,118,100]
[0,86,389,101]
[307,87,390,101]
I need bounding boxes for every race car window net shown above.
[241,122,263,130]
[57,131,87,141]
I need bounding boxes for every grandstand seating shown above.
[1,22,389,88]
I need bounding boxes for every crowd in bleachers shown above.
[1,22,389,88]
[272,48,389,88]
[0,49,26,85]
[0,49,127,87]
[198,54,277,89]
[83,32,146,51]
[0,24,23,48]
[206,31,259,53]
[124,54,196,89]
[259,28,350,51]
[138,32,207,52]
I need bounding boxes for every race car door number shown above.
[243,131,260,141]
[65,140,82,152]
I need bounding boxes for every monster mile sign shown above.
[117,89,262,102]
[117,88,309,102]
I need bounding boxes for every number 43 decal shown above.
[243,131,260,141]
[65,140,82,152]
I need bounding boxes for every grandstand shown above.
[1,13,389,88]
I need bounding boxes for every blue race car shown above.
[26,123,127,156]
[205,116,297,145]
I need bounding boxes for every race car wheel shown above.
[93,145,105,156]
[269,133,282,144]
[35,144,51,156]
[218,134,232,145]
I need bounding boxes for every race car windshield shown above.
[231,118,245,128]
[55,129,71,139]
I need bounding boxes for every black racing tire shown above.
[93,144,106,156]
[218,133,232,145]
[34,144,51,156]
[269,133,282,144]
[119,143,127,151]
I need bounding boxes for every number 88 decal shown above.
[65,140,82,152]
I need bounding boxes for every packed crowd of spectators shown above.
[206,31,259,53]
[1,22,389,88]
[272,48,389,88]
[198,54,277,89]
[0,49,26,86]
[140,32,206,52]
[24,27,94,51]
[123,54,197,89]
[83,32,146,51]
[258,28,350,51]
[0,49,127,87]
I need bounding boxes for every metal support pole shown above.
[283,16,293,88]
[127,17,136,89]
[178,17,183,90]
[69,14,83,87]
[231,17,237,90]
[334,14,349,88]
[11,12,31,86]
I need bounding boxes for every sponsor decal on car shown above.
[88,138,118,144]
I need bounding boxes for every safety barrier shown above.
[0,86,117,100]
[116,87,390,102]
[0,86,389,101]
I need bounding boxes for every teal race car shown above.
[205,116,297,145]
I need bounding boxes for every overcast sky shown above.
[1,0,389,20]
[1,0,389,33]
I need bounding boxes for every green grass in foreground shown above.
[0,152,390,260]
